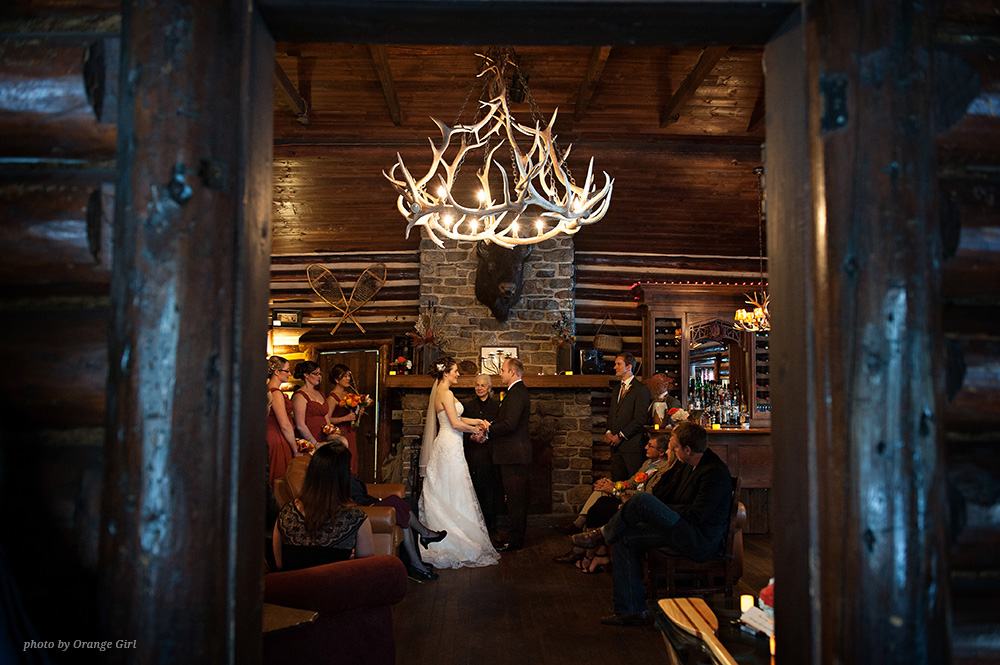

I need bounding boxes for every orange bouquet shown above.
[339,393,373,428]
[296,439,315,455]
[322,423,341,437]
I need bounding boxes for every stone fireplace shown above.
[395,234,602,513]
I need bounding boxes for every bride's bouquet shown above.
[339,392,374,428]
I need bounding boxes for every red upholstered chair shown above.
[263,554,407,665]
[646,476,746,599]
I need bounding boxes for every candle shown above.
[389,370,396,375]
[740,594,754,613]
[565,371,573,375]
[712,423,721,430]
[770,635,776,656]
[654,423,660,430]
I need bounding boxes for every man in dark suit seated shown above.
[572,421,732,625]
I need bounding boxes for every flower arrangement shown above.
[322,423,341,437]
[393,356,412,373]
[408,304,442,350]
[296,439,315,455]
[339,393,374,428]
[551,312,576,349]
[613,470,651,495]
[667,407,690,423]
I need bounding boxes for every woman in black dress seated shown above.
[273,442,373,570]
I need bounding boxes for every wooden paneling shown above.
[271,44,766,258]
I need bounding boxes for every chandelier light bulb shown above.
[536,220,544,234]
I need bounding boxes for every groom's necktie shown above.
[619,382,627,402]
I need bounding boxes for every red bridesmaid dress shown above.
[295,389,329,442]
[267,388,295,488]
[329,398,358,475]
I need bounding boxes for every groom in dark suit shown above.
[606,352,651,481]
[485,357,531,551]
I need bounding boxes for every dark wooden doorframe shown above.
[256,1,950,661]
[320,348,383,482]
[101,1,950,663]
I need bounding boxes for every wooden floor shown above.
[392,514,773,664]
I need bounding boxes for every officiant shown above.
[462,374,502,534]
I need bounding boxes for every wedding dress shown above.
[419,398,500,569]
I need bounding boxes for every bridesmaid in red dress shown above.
[326,363,361,475]
[267,356,299,488]
[292,360,332,447]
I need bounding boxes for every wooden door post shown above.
[98,2,273,663]
[769,1,951,662]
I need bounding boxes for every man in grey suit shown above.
[606,352,651,481]
[485,357,531,551]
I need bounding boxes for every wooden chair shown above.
[646,476,746,600]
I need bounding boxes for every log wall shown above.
[0,4,119,652]
[936,0,1000,658]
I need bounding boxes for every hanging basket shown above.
[593,313,624,353]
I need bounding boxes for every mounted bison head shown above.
[474,241,532,322]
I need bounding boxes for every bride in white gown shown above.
[418,356,500,569]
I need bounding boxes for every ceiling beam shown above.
[274,58,309,125]
[258,1,798,47]
[368,44,402,126]
[659,46,729,127]
[747,81,765,132]
[574,46,612,121]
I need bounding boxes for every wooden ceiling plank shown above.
[573,46,612,122]
[659,46,729,127]
[368,44,402,126]
[746,81,765,132]
[275,58,310,125]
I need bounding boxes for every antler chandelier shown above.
[734,166,770,332]
[384,47,613,248]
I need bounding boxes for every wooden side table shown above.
[263,602,318,634]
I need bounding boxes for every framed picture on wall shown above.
[480,347,517,374]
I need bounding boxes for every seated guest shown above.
[272,442,373,571]
[646,373,681,428]
[554,434,677,571]
[572,421,732,625]
[342,433,446,582]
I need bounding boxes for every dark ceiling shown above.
[271,44,767,258]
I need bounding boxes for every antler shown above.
[383,55,613,249]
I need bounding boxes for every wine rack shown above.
[651,317,682,385]
[754,331,770,417]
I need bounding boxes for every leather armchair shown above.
[263,554,407,665]
[273,456,404,557]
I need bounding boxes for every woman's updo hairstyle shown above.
[429,356,458,381]
[267,355,287,379]
[294,360,320,381]
[328,363,351,385]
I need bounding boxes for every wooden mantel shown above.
[385,374,613,390]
